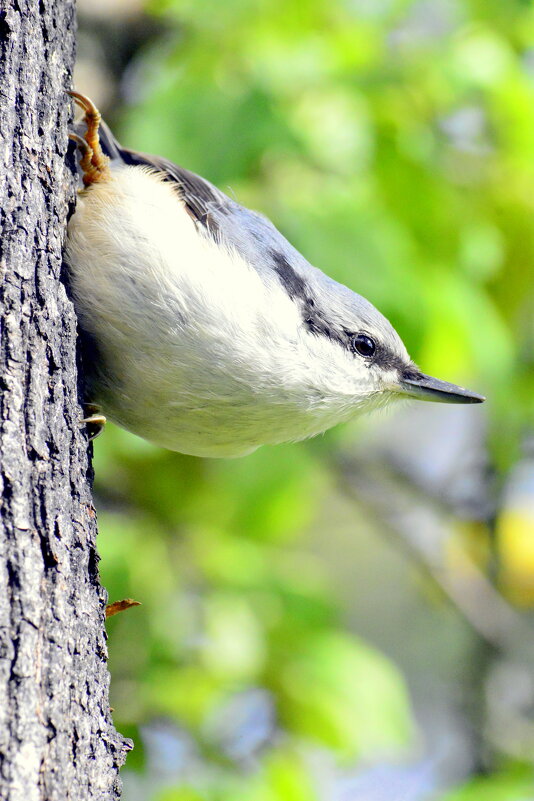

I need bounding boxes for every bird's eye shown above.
[351,333,376,358]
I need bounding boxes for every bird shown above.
[65,91,484,459]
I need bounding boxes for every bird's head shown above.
[267,249,485,422]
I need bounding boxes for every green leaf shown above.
[442,769,534,801]
[279,631,413,758]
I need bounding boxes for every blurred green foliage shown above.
[88,0,534,798]
[97,430,413,786]
[442,766,534,801]
[119,0,534,464]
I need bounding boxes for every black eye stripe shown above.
[268,252,406,368]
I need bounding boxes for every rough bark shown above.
[0,2,131,799]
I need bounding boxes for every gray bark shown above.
[0,2,131,799]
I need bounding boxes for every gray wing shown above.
[72,118,385,347]
[82,120,352,308]
[90,120,315,281]
[96,120,234,238]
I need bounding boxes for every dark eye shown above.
[351,333,376,358]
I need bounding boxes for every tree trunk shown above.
[0,2,131,799]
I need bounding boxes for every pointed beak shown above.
[397,370,485,405]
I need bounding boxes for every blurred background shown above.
[74,1,534,799]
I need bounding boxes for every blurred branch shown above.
[333,454,534,657]
[333,451,534,762]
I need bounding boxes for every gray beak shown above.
[398,371,485,405]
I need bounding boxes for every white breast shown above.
[66,165,358,456]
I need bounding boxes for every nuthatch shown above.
[65,92,484,458]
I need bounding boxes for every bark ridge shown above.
[0,2,131,799]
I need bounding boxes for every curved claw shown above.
[68,89,110,184]
[68,131,93,166]
[68,89,100,118]
[80,406,107,441]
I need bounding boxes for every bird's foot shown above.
[68,90,111,186]
[81,403,107,440]
[106,598,141,618]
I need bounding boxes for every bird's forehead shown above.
[211,202,409,365]
[327,287,410,364]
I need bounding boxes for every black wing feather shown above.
[97,120,231,234]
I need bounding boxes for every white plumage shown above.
[65,94,484,457]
